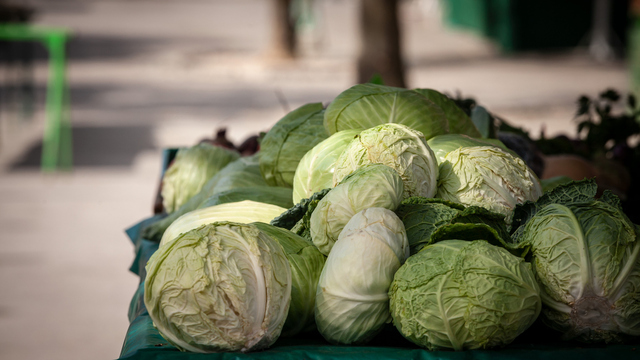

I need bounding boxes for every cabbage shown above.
[333,123,439,199]
[324,83,449,139]
[389,240,541,350]
[310,164,404,255]
[412,88,481,137]
[426,134,514,164]
[436,146,542,223]
[292,129,361,204]
[259,103,329,188]
[315,208,409,344]
[252,223,326,337]
[144,222,291,353]
[143,155,267,242]
[160,201,287,246]
[161,143,240,213]
[395,197,511,254]
[514,184,640,343]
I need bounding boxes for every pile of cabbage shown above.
[140,84,640,354]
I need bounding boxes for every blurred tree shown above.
[357,0,406,87]
[269,0,297,59]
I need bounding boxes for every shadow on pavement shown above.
[9,124,156,169]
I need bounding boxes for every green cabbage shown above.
[143,155,267,242]
[412,88,481,137]
[310,164,404,255]
[252,223,326,337]
[161,143,240,213]
[389,240,541,350]
[324,84,448,139]
[436,146,542,223]
[315,208,409,344]
[515,194,640,343]
[292,129,361,204]
[333,123,439,199]
[160,201,287,246]
[259,103,329,188]
[144,222,291,353]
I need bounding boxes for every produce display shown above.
[121,84,640,359]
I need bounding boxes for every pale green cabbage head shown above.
[144,222,291,353]
[315,208,409,344]
[333,123,438,199]
[259,103,329,188]
[292,129,361,204]
[516,199,640,343]
[160,200,287,246]
[161,143,240,213]
[310,164,404,255]
[436,146,542,223]
[389,240,541,351]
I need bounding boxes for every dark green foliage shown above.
[270,188,331,231]
[395,197,510,254]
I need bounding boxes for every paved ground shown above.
[0,1,631,359]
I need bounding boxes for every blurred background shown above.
[0,0,639,359]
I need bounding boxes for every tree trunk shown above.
[357,0,405,88]
[269,0,296,59]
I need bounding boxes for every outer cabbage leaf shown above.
[259,103,329,188]
[160,201,287,246]
[333,123,438,199]
[412,89,481,137]
[511,179,598,238]
[427,134,514,164]
[315,208,408,344]
[161,143,240,213]
[198,186,293,210]
[389,240,540,351]
[143,155,267,242]
[144,222,291,353]
[395,197,510,254]
[310,164,404,255]
[324,83,448,140]
[454,241,541,349]
[437,146,542,223]
[517,200,640,342]
[252,223,326,337]
[292,129,361,204]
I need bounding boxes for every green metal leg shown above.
[0,24,72,171]
[41,33,71,171]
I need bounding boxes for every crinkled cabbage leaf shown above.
[437,146,542,223]
[144,222,291,353]
[389,240,541,350]
[333,123,438,199]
